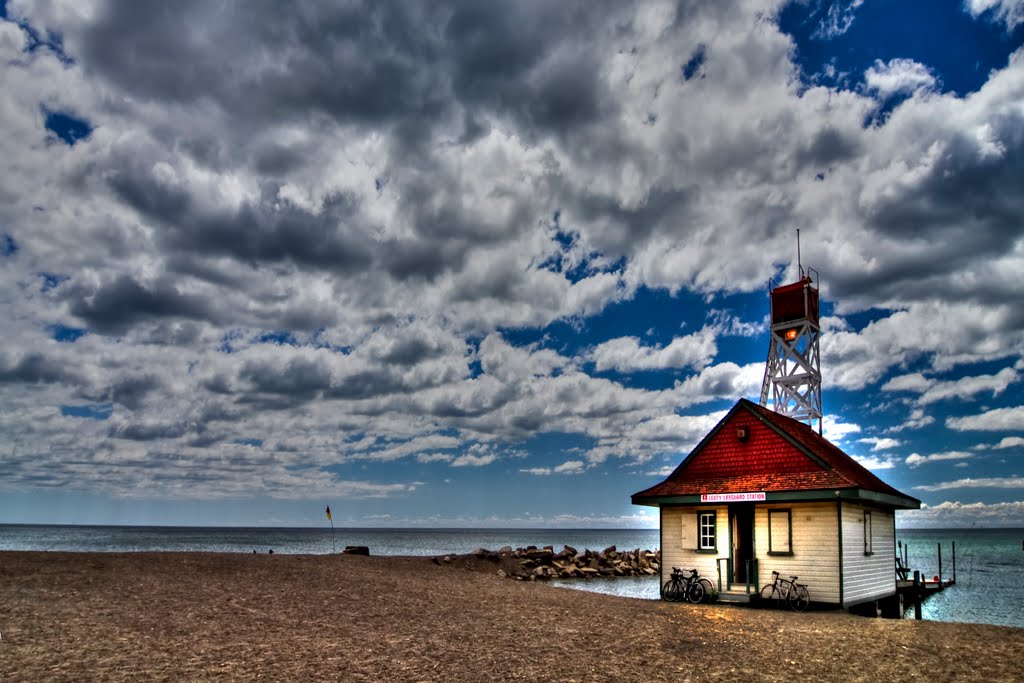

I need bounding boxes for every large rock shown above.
[524,548,554,561]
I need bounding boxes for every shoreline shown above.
[2,551,1021,681]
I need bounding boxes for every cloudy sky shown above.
[1,0,1022,529]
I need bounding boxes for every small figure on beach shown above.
[268,548,274,554]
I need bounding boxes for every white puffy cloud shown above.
[913,476,1024,492]
[519,467,552,476]
[947,406,1024,431]
[416,453,454,464]
[553,460,585,475]
[904,450,974,468]
[864,59,937,97]
[858,437,902,451]
[898,499,1024,527]
[589,327,717,372]
[965,0,1024,28]
[823,304,1024,391]
[881,373,934,393]
[851,454,898,470]
[918,367,1018,405]
[450,453,498,468]
[823,417,861,443]
[887,408,936,433]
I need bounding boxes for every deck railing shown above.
[716,557,759,594]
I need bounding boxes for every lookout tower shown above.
[759,257,822,434]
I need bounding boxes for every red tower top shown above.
[769,276,819,326]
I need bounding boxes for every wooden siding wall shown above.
[754,503,840,604]
[660,506,727,585]
[841,503,896,605]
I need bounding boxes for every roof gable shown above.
[633,399,920,509]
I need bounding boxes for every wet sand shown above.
[1,551,1020,682]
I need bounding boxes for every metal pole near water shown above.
[913,571,922,620]
[952,541,956,584]
[326,505,336,554]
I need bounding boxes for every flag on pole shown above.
[325,505,332,521]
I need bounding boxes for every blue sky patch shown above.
[255,331,299,346]
[779,0,1024,97]
[681,43,706,81]
[39,272,69,291]
[43,108,93,146]
[50,324,87,343]
[1,233,16,256]
[60,403,113,420]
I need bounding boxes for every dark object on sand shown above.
[343,546,370,556]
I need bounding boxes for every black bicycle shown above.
[661,567,714,603]
[759,570,810,612]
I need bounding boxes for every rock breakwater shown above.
[433,544,661,581]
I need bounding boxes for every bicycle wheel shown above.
[697,578,714,603]
[687,581,706,604]
[759,583,779,607]
[661,579,681,602]
[788,585,810,612]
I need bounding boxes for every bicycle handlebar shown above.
[670,567,700,577]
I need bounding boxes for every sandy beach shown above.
[1,551,1021,682]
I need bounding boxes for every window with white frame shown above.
[768,509,792,555]
[863,510,874,555]
[697,511,716,552]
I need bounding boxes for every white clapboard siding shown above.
[841,503,896,605]
[660,505,727,585]
[754,503,840,604]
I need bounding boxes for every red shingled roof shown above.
[632,399,918,507]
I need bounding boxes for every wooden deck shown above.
[894,539,957,619]
[715,590,754,603]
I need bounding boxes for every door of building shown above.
[729,503,755,585]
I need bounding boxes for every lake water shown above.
[2,525,1020,628]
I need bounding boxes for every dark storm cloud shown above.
[80,1,617,141]
[830,120,1024,303]
[371,337,448,366]
[379,237,469,281]
[794,126,862,168]
[108,421,191,442]
[100,374,164,410]
[324,369,410,400]
[239,356,333,399]
[0,352,82,386]
[67,274,213,333]
[108,169,375,275]
[448,10,611,134]
[80,1,448,126]
[867,134,1024,240]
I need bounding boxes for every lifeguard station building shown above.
[632,268,920,608]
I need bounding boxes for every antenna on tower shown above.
[797,229,802,278]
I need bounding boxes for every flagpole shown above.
[326,505,336,554]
